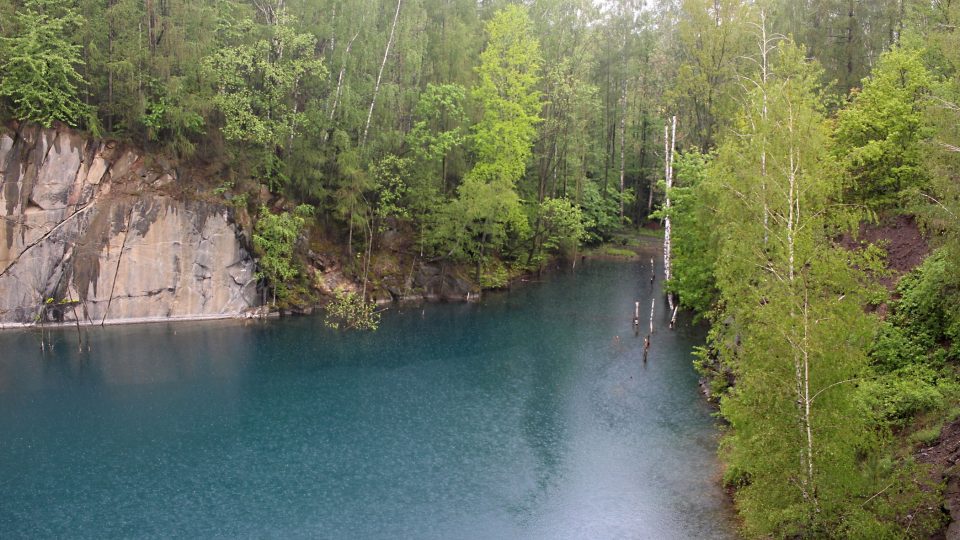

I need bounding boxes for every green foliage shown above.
[660,149,718,316]
[433,174,530,262]
[539,197,587,259]
[324,287,379,331]
[835,47,933,209]
[371,154,411,227]
[407,83,467,172]
[890,251,960,361]
[471,5,542,179]
[697,38,939,536]
[206,20,323,146]
[908,426,942,447]
[433,5,542,264]
[252,204,312,301]
[578,180,629,244]
[141,93,205,147]
[859,364,951,427]
[670,0,751,151]
[0,0,89,127]
[478,258,509,289]
[204,16,326,188]
[858,250,960,431]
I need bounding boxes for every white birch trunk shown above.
[802,287,815,494]
[649,297,655,335]
[663,116,676,314]
[785,100,815,503]
[324,29,361,143]
[361,0,402,149]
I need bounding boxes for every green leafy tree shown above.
[0,0,89,127]
[371,154,411,228]
[920,3,960,268]
[835,47,933,209]
[470,5,542,186]
[437,5,542,267]
[659,149,719,316]
[253,204,312,302]
[578,179,627,244]
[204,14,326,189]
[538,197,588,260]
[707,40,935,536]
[406,83,467,194]
[324,288,380,331]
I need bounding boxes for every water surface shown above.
[0,260,735,539]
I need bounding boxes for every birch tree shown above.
[709,40,902,536]
[663,115,676,314]
[360,0,401,149]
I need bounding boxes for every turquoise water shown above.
[0,260,735,539]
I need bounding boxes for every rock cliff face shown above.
[0,125,259,327]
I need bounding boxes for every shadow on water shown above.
[0,259,737,539]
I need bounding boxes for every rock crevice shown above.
[0,124,259,327]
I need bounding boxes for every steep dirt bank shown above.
[841,213,929,289]
[842,214,960,539]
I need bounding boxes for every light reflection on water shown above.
[0,260,736,539]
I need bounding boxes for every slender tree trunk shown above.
[802,285,815,497]
[362,0,402,149]
[146,0,158,53]
[347,209,354,256]
[785,103,816,505]
[618,78,627,221]
[324,29,361,142]
[759,10,773,247]
[663,116,676,313]
[603,63,612,200]
[649,297,655,336]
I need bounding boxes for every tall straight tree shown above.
[435,4,542,265]
[360,0,402,149]
[709,40,910,536]
[663,115,676,313]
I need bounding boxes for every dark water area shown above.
[0,259,737,539]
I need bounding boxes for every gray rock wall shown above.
[0,125,259,327]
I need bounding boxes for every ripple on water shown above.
[0,260,736,539]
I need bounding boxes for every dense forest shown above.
[3,0,960,537]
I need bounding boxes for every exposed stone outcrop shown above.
[412,263,477,302]
[0,124,259,327]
